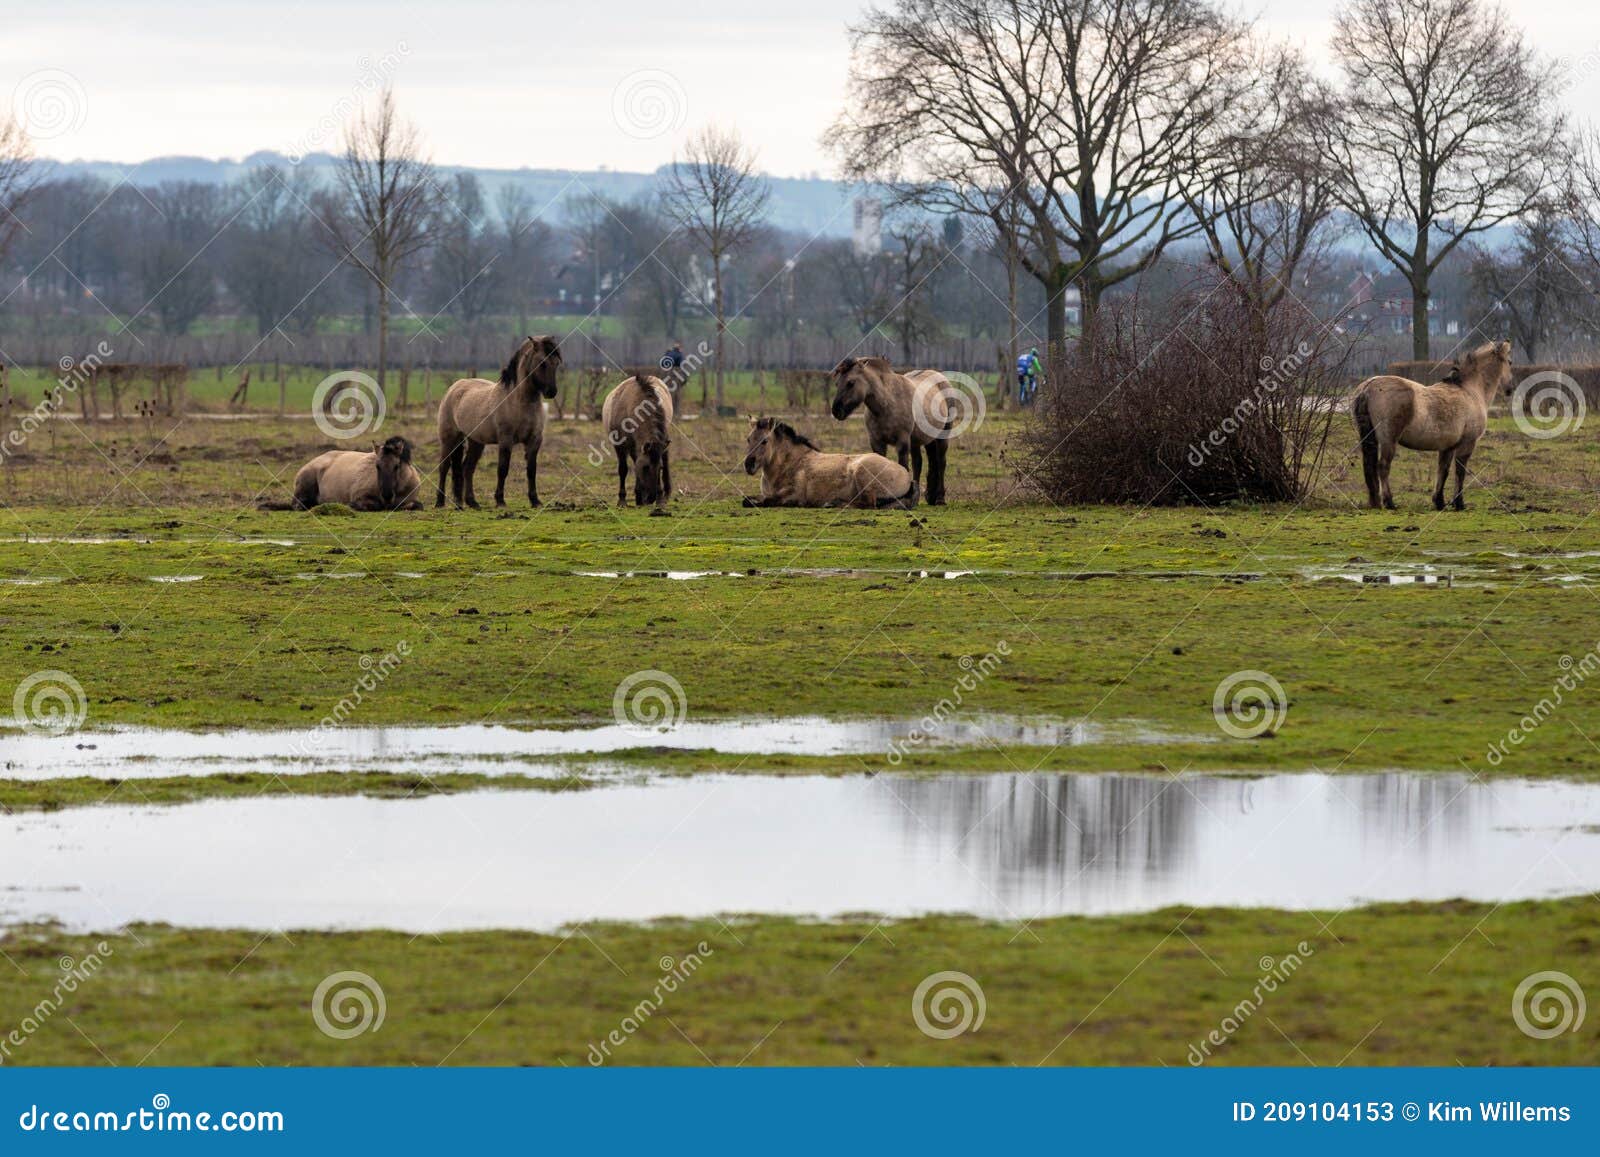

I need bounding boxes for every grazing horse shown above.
[829,356,951,504]
[601,372,674,510]
[1352,340,1514,511]
[436,335,562,508]
[262,436,423,511]
[742,417,918,509]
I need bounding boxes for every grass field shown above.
[2,396,1599,1066]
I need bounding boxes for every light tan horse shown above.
[436,336,562,508]
[829,356,951,504]
[261,436,423,511]
[742,417,918,509]
[1352,341,1515,511]
[601,372,674,510]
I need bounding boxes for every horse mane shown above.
[497,340,529,390]
[630,374,670,444]
[378,435,413,463]
[771,420,820,451]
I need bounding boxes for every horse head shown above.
[501,336,563,399]
[373,436,412,508]
[830,356,891,420]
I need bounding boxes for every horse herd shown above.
[267,335,1523,515]
[267,337,955,514]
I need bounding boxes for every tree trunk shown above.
[1411,288,1431,360]
[713,260,726,411]
[377,285,390,395]
[1004,245,1018,410]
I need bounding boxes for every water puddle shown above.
[0,716,1179,781]
[0,536,297,547]
[148,575,204,584]
[4,771,1596,931]
[0,577,64,586]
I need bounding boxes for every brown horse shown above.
[601,372,673,510]
[1352,340,1514,511]
[436,336,562,508]
[829,356,950,504]
[742,417,918,509]
[261,436,423,511]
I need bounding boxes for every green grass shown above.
[2,412,1600,777]
[2,900,1595,1066]
[0,771,588,813]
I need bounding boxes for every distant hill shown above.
[36,151,863,237]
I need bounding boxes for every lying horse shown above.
[261,436,423,511]
[829,356,950,504]
[436,335,562,508]
[742,417,917,509]
[1352,340,1514,510]
[601,372,673,510]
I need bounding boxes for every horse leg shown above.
[659,448,671,507]
[461,442,485,508]
[436,439,455,508]
[494,443,512,507]
[448,442,466,509]
[526,437,542,507]
[927,439,947,506]
[1432,450,1453,512]
[1378,443,1398,510]
[910,442,923,490]
[615,446,630,506]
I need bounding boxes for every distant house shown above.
[1345,271,1462,338]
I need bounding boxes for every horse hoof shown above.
[1433,497,1445,511]
[650,507,670,518]
[1453,500,1466,512]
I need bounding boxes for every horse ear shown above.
[1498,340,1512,358]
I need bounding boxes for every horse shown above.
[829,356,951,504]
[260,436,423,511]
[742,417,918,509]
[1351,340,1514,511]
[600,372,673,510]
[436,335,562,508]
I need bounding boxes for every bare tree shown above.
[829,0,1260,361]
[0,117,35,272]
[324,86,439,393]
[496,183,552,335]
[1181,53,1344,316]
[1321,0,1564,358]
[883,215,944,363]
[1468,212,1589,362]
[661,126,770,410]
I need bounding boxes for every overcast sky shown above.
[4,0,1599,177]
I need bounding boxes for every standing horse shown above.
[1352,340,1514,511]
[261,436,423,511]
[436,336,562,508]
[601,372,673,510]
[742,417,918,509]
[829,356,951,504]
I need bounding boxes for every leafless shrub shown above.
[1018,285,1358,505]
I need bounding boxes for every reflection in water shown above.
[2,772,1592,933]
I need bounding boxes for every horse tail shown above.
[255,500,297,511]
[879,477,919,510]
[1354,390,1380,508]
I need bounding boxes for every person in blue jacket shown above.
[1016,347,1042,405]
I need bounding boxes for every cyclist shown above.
[1015,347,1042,405]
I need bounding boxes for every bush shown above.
[1017,285,1357,505]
